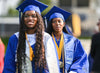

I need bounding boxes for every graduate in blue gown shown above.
[44,6,89,73]
[3,0,60,73]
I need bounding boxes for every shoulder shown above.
[63,32,82,46]
[92,32,100,41]
[43,32,53,45]
[9,32,19,42]
[44,32,51,37]
[44,32,52,40]
[92,32,100,37]
[63,32,77,41]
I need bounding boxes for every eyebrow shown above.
[25,11,36,15]
[25,13,36,15]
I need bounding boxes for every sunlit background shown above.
[0,0,100,55]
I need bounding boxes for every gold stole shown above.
[25,32,34,61]
[52,33,64,60]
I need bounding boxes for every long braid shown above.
[34,12,47,72]
[17,13,26,73]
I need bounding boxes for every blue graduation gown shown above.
[3,32,60,73]
[53,32,89,73]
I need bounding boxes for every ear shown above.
[63,22,65,27]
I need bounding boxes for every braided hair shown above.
[17,11,47,73]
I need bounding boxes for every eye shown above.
[31,15,37,18]
[58,21,61,23]
[58,20,62,23]
[52,21,56,23]
[24,14,37,18]
[24,15,29,18]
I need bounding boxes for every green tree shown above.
[17,0,25,6]
[8,8,18,17]
[38,0,52,15]
[8,0,25,17]
[38,0,51,6]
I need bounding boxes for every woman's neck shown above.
[26,28,36,34]
[53,31,63,40]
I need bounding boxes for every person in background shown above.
[0,38,5,73]
[44,6,89,73]
[96,19,100,32]
[3,0,60,73]
[89,19,100,73]
[94,19,100,33]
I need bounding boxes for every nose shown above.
[27,16,33,22]
[56,21,60,25]
[28,16,33,19]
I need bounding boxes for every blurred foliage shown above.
[8,8,18,17]
[17,0,25,6]
[78,36,91,39]
[7,0,24,17]
[41,6,52,16]
[38,0,52,16]
[38,0,51,6]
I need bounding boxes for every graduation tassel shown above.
[19,9,21,24]
[44,17,48,29]
[65,24,73,35]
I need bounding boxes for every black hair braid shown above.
[34,12,47,72]
[17,13,26,73]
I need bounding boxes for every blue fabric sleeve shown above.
[3,35,18,73]
[69,39,89,73]
[88,54,94,72]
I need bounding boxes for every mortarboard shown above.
[16,0,48,14]
[44,6,73,35]
[44,6,71,22]
[16,0,48,23]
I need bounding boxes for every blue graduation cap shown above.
[44,6,71,21]
[16,0,48,14]
[44,6,73,35]
[16,0,48,22]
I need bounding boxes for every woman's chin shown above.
[26,27,35,29]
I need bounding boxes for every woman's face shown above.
[24,10,38,29]
[52,18,65,33]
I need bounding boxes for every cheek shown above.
[24,18,27,23]
[34,18,38,24]
[61,22,65,27]
[61,22,65,25]
[62,24,65,27]
[52,24,55,28]
[34,18,38,22]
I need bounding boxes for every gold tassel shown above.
[25,32,34,61]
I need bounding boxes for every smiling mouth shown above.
[56,27,60,30]
[27,22,34,25]
[56,25,60,28]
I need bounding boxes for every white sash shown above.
[44,33,60,73]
